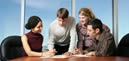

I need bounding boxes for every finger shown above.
[75,48,78,50]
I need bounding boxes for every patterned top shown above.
[76,23,110,50]
[86,31,116,56]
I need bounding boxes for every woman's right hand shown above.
[42,49,56,57]
[49,49,56,53]
[42,51,55,57]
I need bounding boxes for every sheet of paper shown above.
[72,54,89,57]
[40,55,70,58]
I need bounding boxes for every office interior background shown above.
[0,0,129,50]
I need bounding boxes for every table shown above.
[10,56,129,61]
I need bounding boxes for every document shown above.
[40,55,70,58]
[72,54,89,57]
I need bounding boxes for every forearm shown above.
[68,41,76,52]
[48,41,54,50]
[77,33,83,50]
[27,51,42,56]
[68,30,76,52]
[48,44,54,50]
[48,26,55,50]
[68,19,76,52]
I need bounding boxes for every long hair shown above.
[79,8,96,21]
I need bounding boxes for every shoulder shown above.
[41,35,44,40]
[67,16,75,25]
[102,24,110,32]
[50,19,57,26]
[21,34,28,41]
[23,32,30,38]
[76,23,80,30]
[68,16,75,22]
[101,31,113,41]
[49,19,58,29]
[76,23,81,28]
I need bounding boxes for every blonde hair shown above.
[79,8,96,20]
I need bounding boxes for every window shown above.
[76,0,112,32]
[25,0,72,48]
[0,0,21,43]
[118,0,129,42]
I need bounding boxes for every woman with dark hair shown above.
[21,16,56,57]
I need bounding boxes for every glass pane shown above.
[25,0,72,49]
[0,0,21,43]
[76,0,112,32]
[118,0,129,42]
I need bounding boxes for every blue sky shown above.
[0,0,129,46]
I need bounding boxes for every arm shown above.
[95,34,115,56]
[68,18,76,52]
[76,24,83,50]
[84,39,96,54]
[22,35,55,56]
[48,25,55,50]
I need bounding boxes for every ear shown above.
[95,28,100,34]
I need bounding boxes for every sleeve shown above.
[85,39,96,52]
[95,34,115,56]
[76,24,83,50]
[103,24,110,32]
[68,17,76,52]
[48,25,55,50]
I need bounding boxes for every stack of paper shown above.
[40,55,70,58]
[72,54,88,57]
[40,54,89,58]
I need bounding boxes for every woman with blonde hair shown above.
[74,8,110,54]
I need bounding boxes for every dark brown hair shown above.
[57,8,69,19]
[88,18,103,33]
[25,16,42,30]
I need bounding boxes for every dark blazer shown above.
[87,31,116,56]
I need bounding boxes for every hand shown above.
[73,48,82,54]
[43,51,55,57]
[42,49,56,57]
[48,49,56,56]
[85,51,96,57]
[64,52,72,56]
[49,49,56,53]
[83,50,89,54]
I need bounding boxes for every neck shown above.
[96,33,100,40]
[31,30,37,34]
[82,24,87,27]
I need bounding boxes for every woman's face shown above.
[32,21,43,33]
[79,14,89,25]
